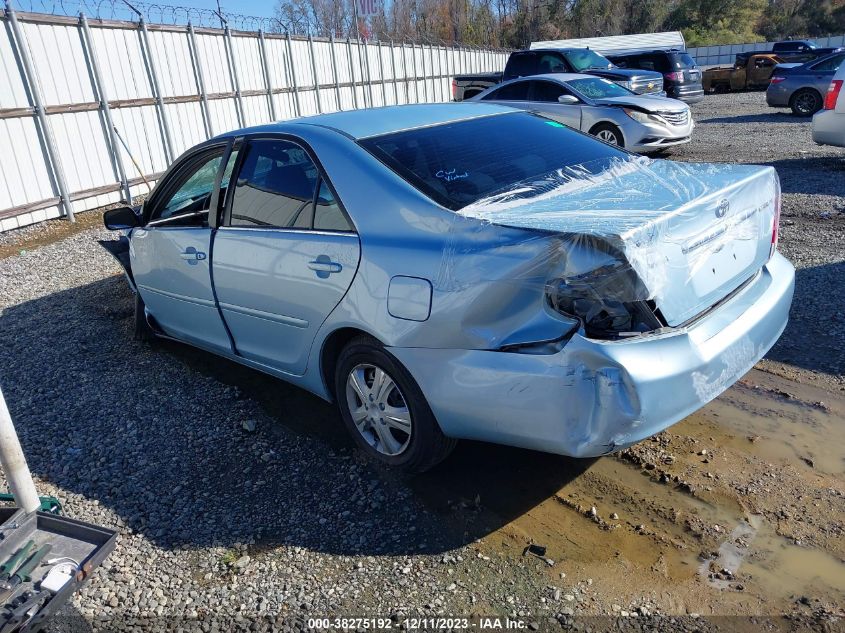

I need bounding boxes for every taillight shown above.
[770,76,786,84]
[664,71,684,82]
[451,79,457,100]
[824,79,843,110]
[770,180,781,259]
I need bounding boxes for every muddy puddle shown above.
[411,367,845,613]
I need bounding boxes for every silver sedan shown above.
[101,104,791,472]
[470,73,694,152]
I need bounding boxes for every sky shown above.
[175,0,278,19]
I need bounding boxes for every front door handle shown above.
[308,255,342,278]
[180,247,207,265]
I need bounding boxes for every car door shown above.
[526,80,583,129]
[212,136,361,376]
[130,143,234,352]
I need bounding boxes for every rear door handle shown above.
[180,247,206,265]
[308,255,342,278]
[308,261,342,273]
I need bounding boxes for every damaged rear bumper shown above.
[388,253,794,458]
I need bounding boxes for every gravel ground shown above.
[0,92,843,633]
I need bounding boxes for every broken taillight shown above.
[824,79,843,110]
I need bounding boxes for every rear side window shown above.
[675,53,696,69]
[484,81,530,101]
[812,53,845,71]
[359,112,629,211]
[230,139,318,228]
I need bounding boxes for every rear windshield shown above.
[358,111,629,211]
[564,49,614,71]
[673,53,697,69]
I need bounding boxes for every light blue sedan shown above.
[102,103,794,472]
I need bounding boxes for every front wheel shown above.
[334,336,456,472]
[590,123,624,147]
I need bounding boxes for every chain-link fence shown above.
[0,1,510,231]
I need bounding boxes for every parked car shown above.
[607,49,704,103]
[703,53,783,92]
[767,50,845,116]
[812,62,845,146]
[470,74,693,152]
[101,104,794,472]
[771,40,844,63]
[452,48,664,101]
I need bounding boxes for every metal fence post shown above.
[6,4,74,220]
[138,18,175,164]
[401,41,410,103]
[222,25,245,127]
[420,43,429,102]
[0,388,40,514]
[188,23,214,137]
[411,42,420,103]
[429,43,437,101]
[363,39,374,107]
[377,39,387,106]
[286,31,301,116]
[446,43,454,101]
[389,40,398,105]
[434,43,443,102]
[346,37,359,109]
[307,35,322,113]
[330,34,342,110]
[79,12,132,204]
[258,30,278,121]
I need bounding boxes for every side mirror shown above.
[557,94,580,105]
[103,206,140,230]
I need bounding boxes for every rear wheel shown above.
[334,336,456,472]
[790,88,822,116]
[589,123,624,147]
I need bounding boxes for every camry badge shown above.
[716,199,730,218]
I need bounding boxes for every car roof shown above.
[214,103,515,141]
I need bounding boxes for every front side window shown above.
[532,80,569,102]
[537,53,567,73]
[152,151,224,224]
[230,139,319,228]
[360,111,629,211]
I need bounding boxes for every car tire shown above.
[334,335,456,472]
[590,123,624,147]
[790,88,822,116]
[133,293,155,342]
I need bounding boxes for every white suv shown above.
[812,63,845,147]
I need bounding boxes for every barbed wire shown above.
[5,0,505,46]
[7,0,294,32]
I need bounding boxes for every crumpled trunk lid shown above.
[457,158,779,327]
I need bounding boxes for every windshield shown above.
[564,49,614,71]
[359,112,630,211]
[568,77,631,99]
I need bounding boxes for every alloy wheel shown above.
[596,129,620,145]
[795,92,818,115]
[345,363,412,456]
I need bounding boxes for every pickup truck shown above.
[451,48,664,101]
[771,40,844,63]
[702,53,784,92]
